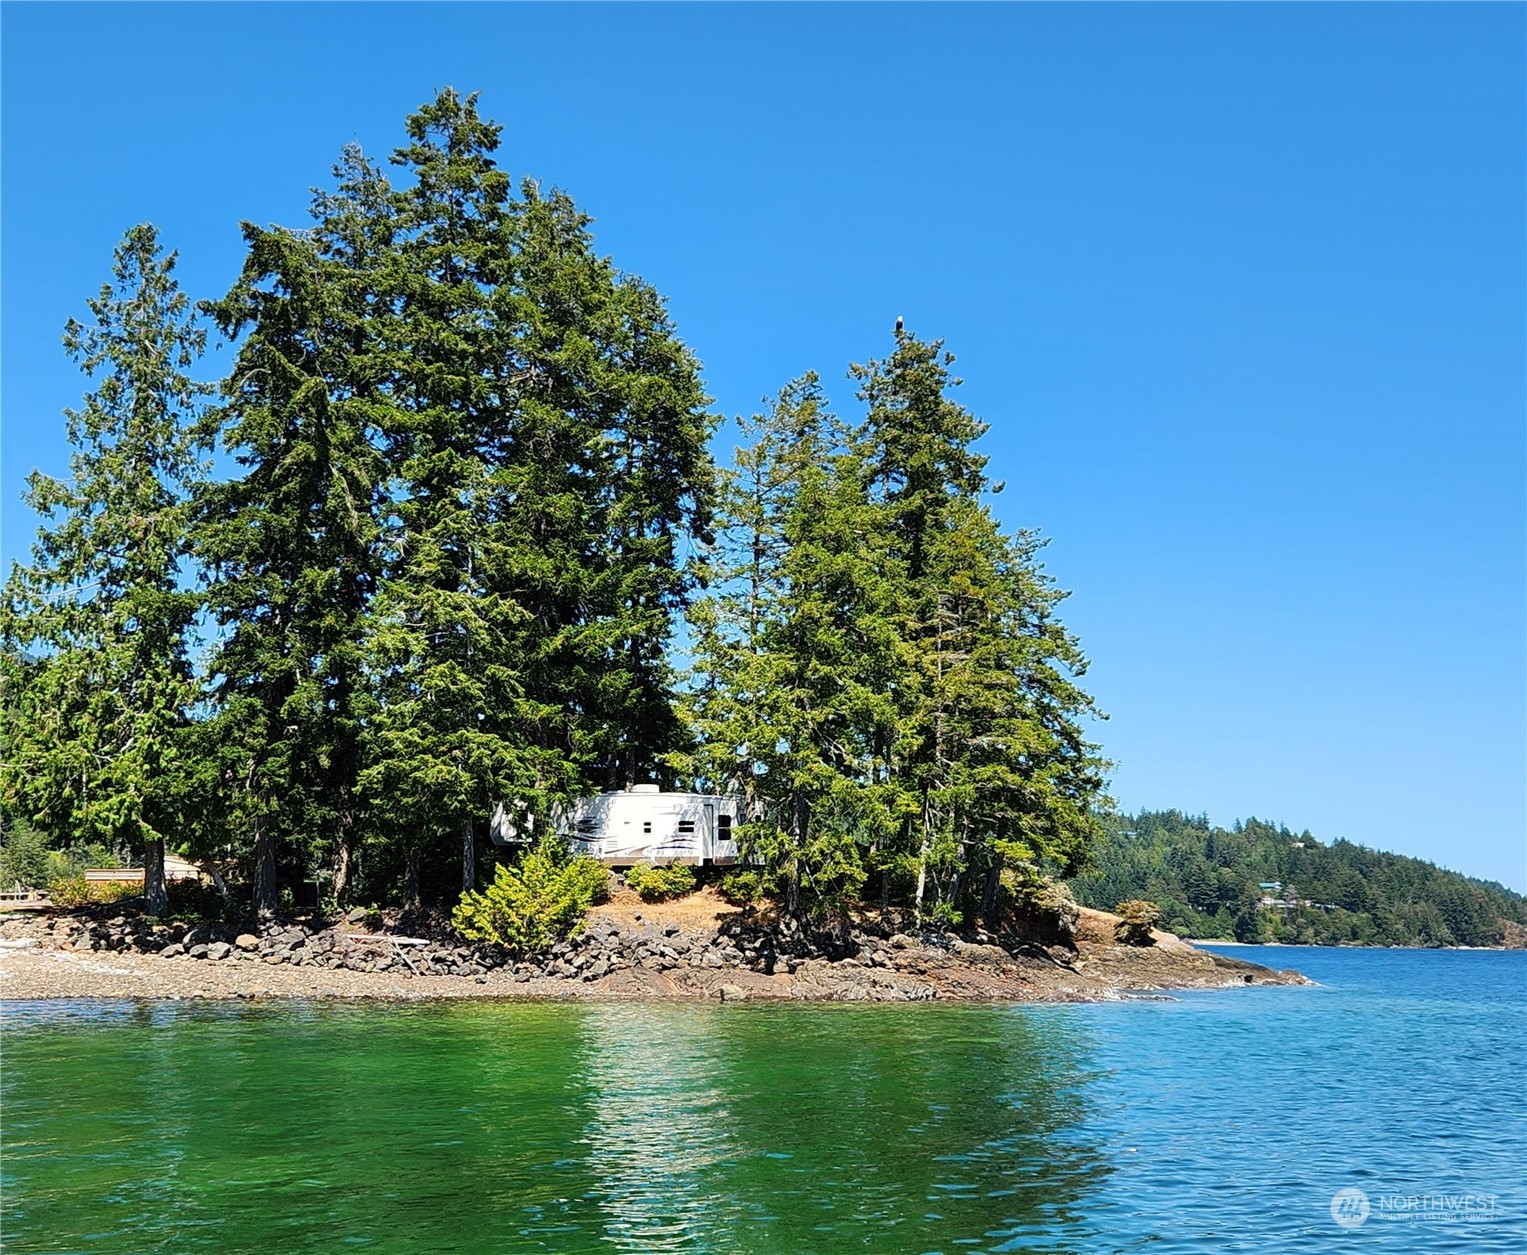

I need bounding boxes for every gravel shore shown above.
[0,897,1308,1005]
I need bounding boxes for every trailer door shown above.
[702,802,716,863]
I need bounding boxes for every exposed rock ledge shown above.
[0,892,1308,1004]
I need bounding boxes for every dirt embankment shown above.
[0,887,1308,1004]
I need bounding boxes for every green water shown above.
[10,957,1525,1253]
[2,1001,1104,1254]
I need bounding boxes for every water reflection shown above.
[4,1000,1108,1254]
[574,1004,742,1251]
[568,1003,1109,1254]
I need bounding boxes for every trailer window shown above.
[717,815,732,840]
[677,821,695,834]
[643,822,652,835]
[576,819,597,834]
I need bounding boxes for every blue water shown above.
[2,946,1523,1253]
[1076,945,1527,1252]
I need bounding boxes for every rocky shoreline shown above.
[0,895,1309,1004]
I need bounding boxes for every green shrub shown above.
[1114,899,1161,945]
[163,878,228,923]
[47,876,143,908]
[928,899,963,928]
[718,869,764,907]
[46,875,92,909]
[0,820,50,889]
[623,862,697,903]
[452,841,610,956]
[998,865,1081,943]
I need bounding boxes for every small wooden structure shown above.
[83,855,204,886]
[0,889,50,911]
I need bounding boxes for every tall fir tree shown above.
[0,226,209,914]
[361,89,549,905]
[361,89,716,904]
[197,150,390,915]
[490,180,715,798]
[851,328,1106,922]
[680,376,900,914]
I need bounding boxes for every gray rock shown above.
[346,907,367,923]
[187,944,210,959]
[717,983,748,1002]
[159,942,185,958]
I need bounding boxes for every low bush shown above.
[927,899,963,928]
[1114,899,1161,945]
[998,865,1081,945]
[452,840,610,956]
[163,878,229,922]
[623,862,696,903]
[46,875,92,909]
[48,876,144,908]
[718,869,764,907]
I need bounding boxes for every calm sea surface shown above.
[2,947,1523,1254]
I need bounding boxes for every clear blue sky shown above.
[3,3,1522,889]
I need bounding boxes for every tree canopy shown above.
[1,90,1111,929]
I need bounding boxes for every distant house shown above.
[1259,881,1282,892]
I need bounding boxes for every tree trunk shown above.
[913,848,929,926]
[143,837,167,915]
[252,820,278,919]
[402,843,421,911]
[786,789,809,917]
[913,801,932,926]
[333,837,352,907]
[461,817,476,892]
[874,842,889,924]
[206,861,232,904]
[331,780,357,906]
[980,861,1003,927]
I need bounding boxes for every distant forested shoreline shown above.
[1069,810,1527,948]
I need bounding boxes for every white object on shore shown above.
[549,787,746,867]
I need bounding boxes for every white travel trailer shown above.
[554,785,744,867]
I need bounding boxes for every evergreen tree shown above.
[493,180,715,797]
[0,225,208,914]
[680,375,902,915]
[197,150,390,915]
[362,90,716,905]
[361,89,555,906]
[850,328,1106,923]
